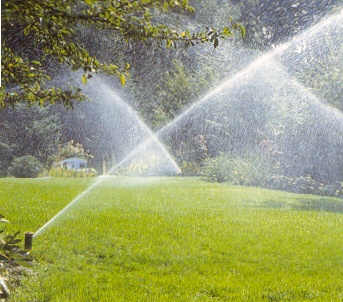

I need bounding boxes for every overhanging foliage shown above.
[1,0,244,108]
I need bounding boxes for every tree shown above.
[1,0,244,108]
[8,155,43,178]
[0,143,12,176]
[0,104,62,166]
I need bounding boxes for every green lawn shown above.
[1,177,342,301]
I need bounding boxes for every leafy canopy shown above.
[1,0,244,108]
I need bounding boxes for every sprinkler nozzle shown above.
[24,232,34,250]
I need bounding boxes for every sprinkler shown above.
[24,232,34,250]
[103,159,106,175]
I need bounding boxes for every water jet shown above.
[33,79,182,237]
[32,6,343,238]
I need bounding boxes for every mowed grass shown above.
[1,177,342,301]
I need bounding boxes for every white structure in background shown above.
[60,158,87,170]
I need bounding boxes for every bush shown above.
[115,151,180,176]
[266,175,343,198]
[202,152,272,185]
[202,153,233,183]
[8,156,43,178]
[48,166,97,178]
[0,143,12,177]
[202,153,343,198]
[0,214,32,299]
[180,161,202,176]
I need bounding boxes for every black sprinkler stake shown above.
[24,232,34,250]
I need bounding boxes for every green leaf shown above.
[0,254,9,261]
[8,239,21,245]
[82,75,87,85]
[222,27,231,37]
[14,260,33,268]
[120,74,126,86]
[85,0,94,6]
[239,24,246,38]
[233,23,246,38]
[7,231,20,240]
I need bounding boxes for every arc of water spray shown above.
[88,78,181,175]
[109,7,343,174]
[156,7,343,138]
[108,128,181,175]
[33,7,343,237]
[33,179,102,237]
[34,81,181,237]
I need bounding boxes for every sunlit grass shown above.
[1,177,342,301]
[0,178,94,232]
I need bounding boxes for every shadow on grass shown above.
[292,198,343,213]
[258,198,343,214]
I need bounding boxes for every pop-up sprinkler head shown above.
[24,232,34,250]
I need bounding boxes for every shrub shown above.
[202,152,273,185]
[0,214,32,299]
[47,140,97,177]
[180,161,202,176]
[0,143,12,177]
[202,153,343,198]
[48,166,97,178]
[115,152,180,176]
[8,156,43,178]
[266,175,343,198]
[47,140,94,167]
[202,153,233,183]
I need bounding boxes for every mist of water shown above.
[158,7,343,138]
[33,6,343,236]
[33,179,101,237]
[34,79,181,237]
